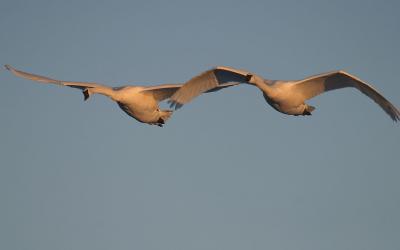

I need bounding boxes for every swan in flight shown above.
[169,66,400,122]
[5,65,236,127]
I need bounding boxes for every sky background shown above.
[1,0,399,249]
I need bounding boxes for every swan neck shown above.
[253,79,274,96]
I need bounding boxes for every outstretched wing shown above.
[140,84,183,102]
[5,65,114,101]
[292,70,400,121]
[168,66,250,109]
[5,64,109,90]
[141,81,240,104]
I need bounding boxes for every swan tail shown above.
[303,105,315,116]
[307,105,315,112]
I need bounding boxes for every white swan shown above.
[169,66,400,122]
[5,65,236,127]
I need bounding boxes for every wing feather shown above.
[5,64,108,90]
[292,71,400,121]
[168,66,250,109]
[140,84,183,102]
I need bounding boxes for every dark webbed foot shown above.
[156,117,165,127]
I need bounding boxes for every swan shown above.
[5,65,237,127]
[169,66,400,122]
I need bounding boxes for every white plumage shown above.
[5,65,236,126]
[169,66,400,122]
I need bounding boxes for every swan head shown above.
[245,73,263,85]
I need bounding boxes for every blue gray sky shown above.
[1,0,399,249]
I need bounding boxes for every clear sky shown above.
[1,0,399,249]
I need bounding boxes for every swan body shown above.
[5,65,235,126]
[169,66,400,121]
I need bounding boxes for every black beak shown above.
[83,89,90,101]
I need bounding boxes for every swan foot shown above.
[156,117,165,127]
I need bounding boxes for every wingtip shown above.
[175,103,183,110]
[390,105,400,123]
[4,64,12,71]
[167,100,183,110]
[393,113,400,123]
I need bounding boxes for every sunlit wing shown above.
[292,70,400,121]
[5,64,109,90]
[168,66,250,109]
[140,84,183,101]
